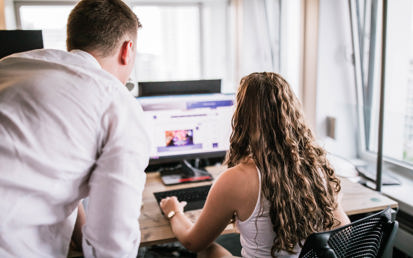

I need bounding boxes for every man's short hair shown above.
[67,0,142,56]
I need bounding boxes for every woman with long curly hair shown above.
[160,72,350,257]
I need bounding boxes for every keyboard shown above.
[356,165,401,185]
[153,185,211,212]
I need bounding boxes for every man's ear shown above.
[120,40,134,65]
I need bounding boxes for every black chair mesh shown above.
[301,249,317,258]
[328,216,384,257]
[299,208,393,258]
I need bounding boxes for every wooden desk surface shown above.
[139,165,398,246]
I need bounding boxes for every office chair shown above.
[299,207,398,258]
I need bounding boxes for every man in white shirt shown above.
[0,0,150,257]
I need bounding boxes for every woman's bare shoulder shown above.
[213,159,259,219]
[215,160,258,192]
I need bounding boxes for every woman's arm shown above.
[332,189,351,228]
[160,168,241,252]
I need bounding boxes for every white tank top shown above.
[236,168,301,258]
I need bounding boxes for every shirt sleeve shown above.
[82,90,150,258]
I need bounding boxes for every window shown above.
[350,0,413,166]
[13,0,289,93]
[14,1,230,89]
[131,5,202,82]
[16,4,74,50]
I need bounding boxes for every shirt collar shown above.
[70,49,102,69]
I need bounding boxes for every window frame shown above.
[349,0,413,174]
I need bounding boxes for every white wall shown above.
[316,0,358,158]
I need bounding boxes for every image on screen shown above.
[137,93,235,162]
[165,129,194,147]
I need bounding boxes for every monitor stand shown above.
[159,159,213,186]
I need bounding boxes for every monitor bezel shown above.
[148,150,227,165]
[138,79,221,97]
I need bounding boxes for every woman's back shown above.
[233,161,301,257]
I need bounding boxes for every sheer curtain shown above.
[236,0,281,80]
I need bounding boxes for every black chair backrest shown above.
[299,207,398,258]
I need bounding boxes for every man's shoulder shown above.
[9,49,101,74]
[2,49,134,108]
[10,49,75,64]
[12,49,123,89]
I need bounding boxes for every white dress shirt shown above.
[0,49,150,258]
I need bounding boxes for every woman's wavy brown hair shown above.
[225,72,341,255]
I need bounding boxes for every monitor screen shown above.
[0,30,44,59]
[138,93,235,164]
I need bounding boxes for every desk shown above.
[139,165,398,246]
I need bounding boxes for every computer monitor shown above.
[0,30,44,59]
[138,79,221,97]
[137,93,235,185]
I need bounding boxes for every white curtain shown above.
[238,0,280,79]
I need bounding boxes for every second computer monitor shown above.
[0,30,43,59]
[138,79,221,97]
[137,93,235,165]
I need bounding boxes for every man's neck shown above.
[90,51,124,84]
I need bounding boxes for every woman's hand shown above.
[160,196,187,216]
[157,168,241,253]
